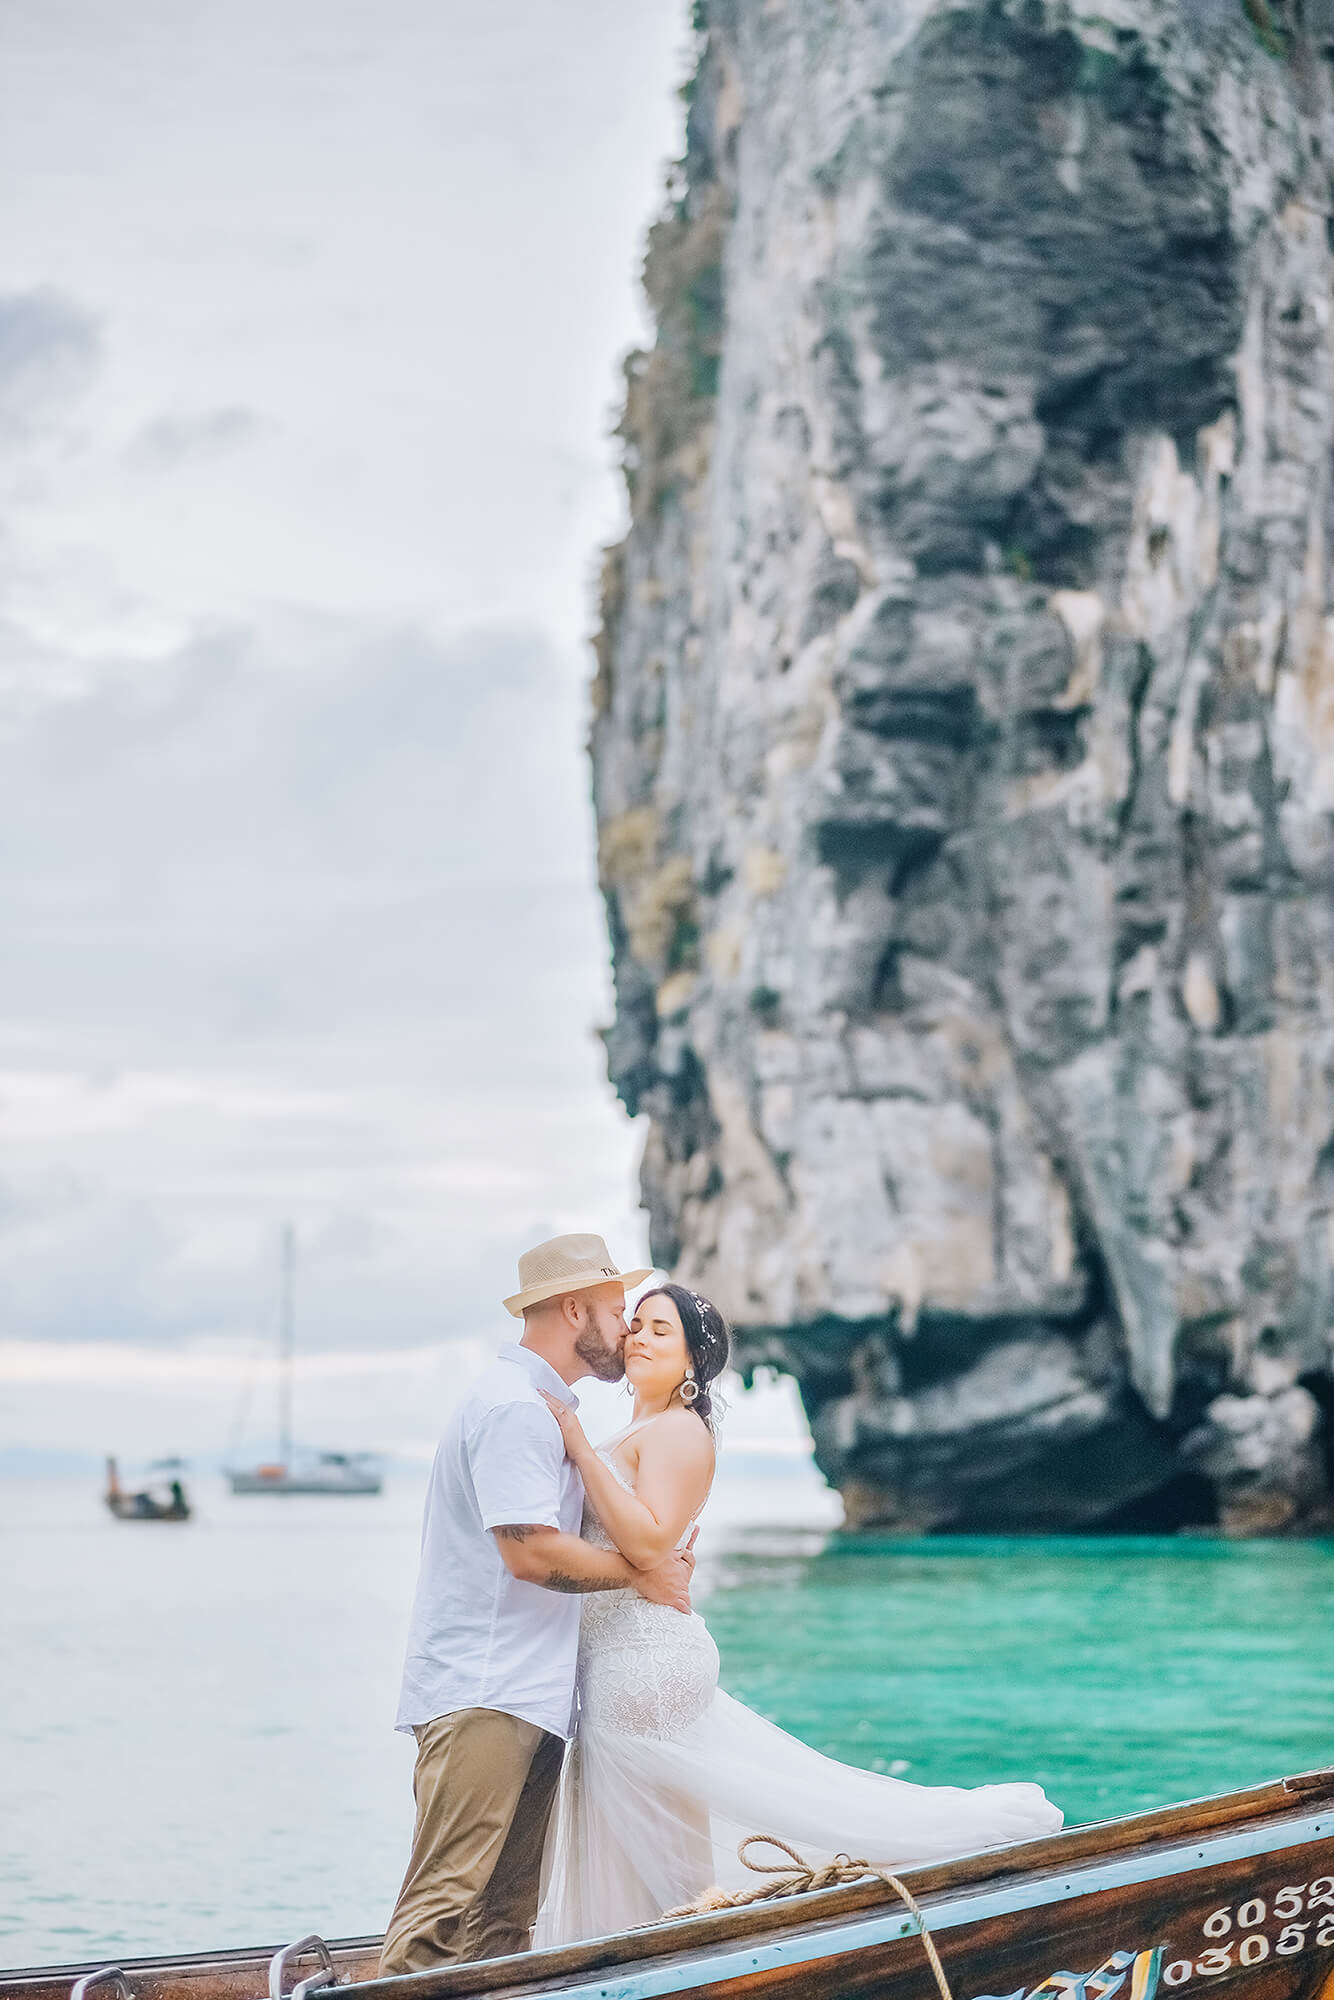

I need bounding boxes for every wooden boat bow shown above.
[6,1771,1334,2000]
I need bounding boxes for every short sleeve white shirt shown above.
[394,1344,587,1740]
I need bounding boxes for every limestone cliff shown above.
[592,0,1334,1533]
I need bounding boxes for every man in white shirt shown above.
[380,1234,695,1974]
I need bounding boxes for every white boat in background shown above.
[224,1225,383,1497]
[227,1450,381,1495]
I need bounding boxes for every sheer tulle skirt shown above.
[534,1599,1062,1947]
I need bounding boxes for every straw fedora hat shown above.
[503,1233,652,1318]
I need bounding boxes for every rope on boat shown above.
[661,1836,956,2000]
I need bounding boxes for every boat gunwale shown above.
[4,1769,1332,1999]
[334,1792,1334,2000]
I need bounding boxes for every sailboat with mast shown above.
[225,1224,382,1496]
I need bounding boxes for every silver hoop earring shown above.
[679,1373,699,1405]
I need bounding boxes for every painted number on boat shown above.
[1159,1879,1334,1986]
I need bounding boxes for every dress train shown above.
[535,1453,1061,1946]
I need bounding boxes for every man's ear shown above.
[560,1293,585,1329]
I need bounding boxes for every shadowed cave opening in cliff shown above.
[1093,1471,1219,1534]
[764,1310,1247,1536]
[1298,1371,1334,1495]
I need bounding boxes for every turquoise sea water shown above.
[3,1466,1332,1968]
[707,1530,1334,1827]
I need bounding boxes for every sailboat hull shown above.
[225,1467,381,1495]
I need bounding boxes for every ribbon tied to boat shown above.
[661,1834,957,2000]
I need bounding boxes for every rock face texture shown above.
[592,0,1334,1532]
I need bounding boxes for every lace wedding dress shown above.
[533,1444,1062,1947]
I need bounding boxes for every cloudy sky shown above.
[0,1,809,1463]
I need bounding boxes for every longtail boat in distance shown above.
[103,1457,191,1523]
[5,1768,1333,2000]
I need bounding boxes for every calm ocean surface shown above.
[4,1458,1332,1970]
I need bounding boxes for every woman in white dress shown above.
[533,1284,1062,1947]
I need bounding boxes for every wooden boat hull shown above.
[5,1772,1332,2000]
[104,1499,191,1522]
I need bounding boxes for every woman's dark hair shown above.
[637,1283,731,1428]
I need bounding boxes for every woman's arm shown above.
[541,1398,714,1569]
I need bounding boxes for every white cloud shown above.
[0,615,610,1032]
[0,2,723,1456]
[0,286,101,439]
[0,612,648,1370]
[0,0,691,650]
[129,407,271,468]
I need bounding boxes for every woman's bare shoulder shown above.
[639,1407,715,1467]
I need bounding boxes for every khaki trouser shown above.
[379,1708,564,1975]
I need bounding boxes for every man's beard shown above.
[574,1324,625,1383]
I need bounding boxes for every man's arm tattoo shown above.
[543,1571,623,1594]
[495,1527,622,1592]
